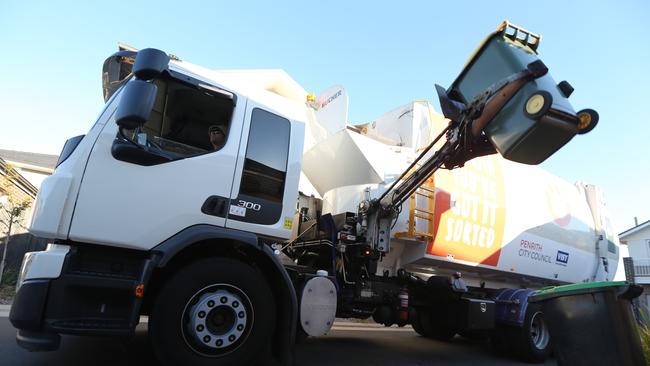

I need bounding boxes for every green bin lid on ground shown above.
[529,281,629,302]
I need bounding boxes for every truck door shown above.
[225,101,301,239]
[69,74,247,250]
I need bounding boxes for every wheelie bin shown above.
[529,281,645,366]
[446,21,598,165]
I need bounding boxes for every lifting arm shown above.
[363,59,551,252]
[378,59,549,211]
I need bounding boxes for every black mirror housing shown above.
[115,80,158,130]
[133,48,170,80]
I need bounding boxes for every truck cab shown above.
[13,49,307,366]
[32,51,305,247]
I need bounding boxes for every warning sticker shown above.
[283,218,293,230]
[229,205,246,217]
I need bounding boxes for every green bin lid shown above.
[529,281,630,303]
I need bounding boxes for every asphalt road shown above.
[0,310,556,366]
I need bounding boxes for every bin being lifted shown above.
[453,22,594,158]
[446,21,598,165]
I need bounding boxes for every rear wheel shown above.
[458,330,488,341]
[295,324,309,344]
[511,304,552,363]
[411,308,431,337]
[149,257,275,366]
[412,307,456,341]
[490,325,510,355]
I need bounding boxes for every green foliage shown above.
[0,165,32,231]
[0,165,32,286]
[0,283,15,302]
[639,311,650,365]
[1,268,17,286]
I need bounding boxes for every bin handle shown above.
[618,284,643,301]
[470,60,548,137]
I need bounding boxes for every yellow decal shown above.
[283,218,293,230]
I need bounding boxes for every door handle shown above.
[201,196,229,217]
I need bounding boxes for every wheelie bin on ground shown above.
[529,281,645,366]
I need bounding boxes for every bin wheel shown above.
[576,108,598,134]
[510,304,552,363]
[149,257,275,366]
[523,91,553,119]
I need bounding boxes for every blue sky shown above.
[1,1,648,230]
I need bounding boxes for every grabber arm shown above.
[377,59,549,211]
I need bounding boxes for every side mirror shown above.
[115,80,158,130]
[132,48,170,80]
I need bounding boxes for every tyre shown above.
[458,329,488,341]
[576,108,599,134]
[510,303,552,363]
[411,308,430,337]
[149,257,276,366]
[295,324,309,344]
[412,307,456,341]
[429,322,457,342]
[489,325,510,355]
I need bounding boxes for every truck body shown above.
[313,100,618,288]
[10,23,610,366]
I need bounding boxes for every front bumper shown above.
[10,244,153,352]
[10,279,61,351]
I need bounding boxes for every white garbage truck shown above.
[10,22,613,366]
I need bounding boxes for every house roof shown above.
[619,219,650,239]
[0,157,38,198]
[0,149,59,172]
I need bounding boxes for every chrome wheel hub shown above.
[530,311,550,350]
[182,285,252,355]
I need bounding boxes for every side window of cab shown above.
[113,75,235,165]
[229,108,291,225]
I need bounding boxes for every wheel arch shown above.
[494,288,536,327]
[146,224,296,366]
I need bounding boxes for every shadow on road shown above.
[0,319,555,366]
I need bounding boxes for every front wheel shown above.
[149,257,276,366]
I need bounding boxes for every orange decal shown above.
[427,156,506,266]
